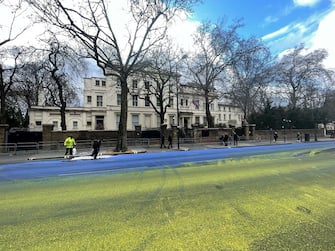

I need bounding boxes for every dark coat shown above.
[92,140,101,151]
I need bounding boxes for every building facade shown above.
[29,75,244,132]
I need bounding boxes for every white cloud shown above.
[264,15,279,25]
[293,0,322,7]
[261,6,335,69]
[262,26,290,41]
[311,9,335,68]
[167,14,199,52]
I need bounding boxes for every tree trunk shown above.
[0,64,6,123]
[205,92,214,128]
[60,102,67,131]
[55,78,67,131]
[115,77,128,152]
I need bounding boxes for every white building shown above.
[29,75,244,131]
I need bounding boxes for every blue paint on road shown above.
[1,142,334,181]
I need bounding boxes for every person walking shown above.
[273,132,278,142]
[296,132,301,142]
[91,139,101,159]
[64,135,76,158]
[223,134,229,146]
[160,134,166,148]
[167,134,173,149]
[233,131,239,146]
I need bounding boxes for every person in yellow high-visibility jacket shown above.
[64,136,76,157]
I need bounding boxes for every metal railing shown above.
[0,137,200,155]
[1,135,325,157]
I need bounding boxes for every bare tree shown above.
[26,0,199,151]
[323,87,335,122]
[273,44,333,110]
[186,19,243,128]
[134,42,181,146]
[0,0,31,124]
[0,47,26,123]
[14,61,46,109]
[39,36,84,130]
[138,43,177,127]
[9,38,84,130]
[0,0,30,47]
[226,37,273,121]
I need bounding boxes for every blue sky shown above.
[190,0,335,66]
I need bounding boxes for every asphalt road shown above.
[1,141,334,181]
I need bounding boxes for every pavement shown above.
[1,137,334,165]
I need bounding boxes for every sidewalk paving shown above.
[1,137,333,165]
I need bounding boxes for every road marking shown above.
[58,170,114,176]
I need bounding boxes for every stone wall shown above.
[38,124,328,144]
[42,124,138,143]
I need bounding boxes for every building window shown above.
[180,99,184,107]
[157,115,161,128]
[210,103,214,111]
[95,80,100,86]
[87,96,92,103]
[52,121,58,130]
[36,121,42,126]
[195,116,200,125]
[169,97,174,108]
[132,79,138,89]
[116,79,121,87]
[102,80,106,86]
[132,95,138,107]
[73,121,78,129]
[144,114,152,129]
[87,121,92,127]
[96,116,104,130]
[144,81,150,90]
[169,83,173,93]
[185,99,188,107]
[132,114,139,128]
[97,95,103,107]
[193,99,199,110]
[169,115,175,126]
[116,113,120,129]
[117,94,121,106]
[145,96,150,107]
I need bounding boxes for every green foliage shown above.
[249,105,285,129]
[249,106,328,130]
[1,148,335,250]
[5,106,29,128]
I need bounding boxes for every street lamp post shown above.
[176,82,180,150]
[282,119,291,143]
[175,55,187,150]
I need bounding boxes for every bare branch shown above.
[0,0,31,46]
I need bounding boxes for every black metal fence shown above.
[0,137,202,155]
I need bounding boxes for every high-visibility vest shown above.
[64,137,76,148]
